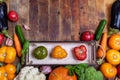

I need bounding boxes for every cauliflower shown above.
[14,66,46,80]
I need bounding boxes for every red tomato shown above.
[81,31,94,41]
[73,45,87,60]
[8,11,18,22]
[0,34,4,45]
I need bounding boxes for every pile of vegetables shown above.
[0,0,120,80]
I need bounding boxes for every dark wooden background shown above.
[6,0,115,41]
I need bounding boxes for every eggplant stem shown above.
[0,0,4,3]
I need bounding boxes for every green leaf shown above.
[65,65,73,69]
[2,29,12,39]
[16,62,21,74]
[69,69,74,76]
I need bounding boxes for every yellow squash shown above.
[0,46,16,63]
[51,45,67,59]
[0,64,16,80]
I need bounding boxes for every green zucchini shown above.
[94,19,107,41]
[15,25,26,45]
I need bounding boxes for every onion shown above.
[40,66,52,74]
[6,38,13,46]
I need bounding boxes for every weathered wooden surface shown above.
[7,0,115,41]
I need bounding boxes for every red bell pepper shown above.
[73,45,87,60]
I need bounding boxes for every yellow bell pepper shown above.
[51,45,67,59]
[0,46,16,63]
[0,64,16,80]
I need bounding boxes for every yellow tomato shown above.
[106,49,120,65]
[0,46,16,63]
[100,63,117,79]
[108,34,120,50]
[0,64,16,80]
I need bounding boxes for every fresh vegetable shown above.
[51,45,67,59]
[33,46,48,59]
[40,66,52,74]
[65,63,104,80]
[73,45,87,60]
[21,40,29,65]
[81,31,94,41]
[0,46,16,63]
[5,38,13,46]
[117,64,120,78]
[0,62,5,66]
[8,10,18,22]
[16,62,21,74]
[48,67,77,80]
[0,0,8,32]
[2,29,12,39]
[0,64,16,80]
[0,33,4,45]
[15,25,26,45]
[14,66,46,80]
[94,19,107,41]
[108,0,120,34]
[100,62,117,79]
[106,49,120,65]
[97,32,107,58]
[14,33,22,57]
[108,27,119,35]
[108,34,120,50]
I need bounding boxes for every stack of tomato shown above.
[100,34,120,79]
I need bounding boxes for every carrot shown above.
[97,32,107,58]
[14,32,22,57]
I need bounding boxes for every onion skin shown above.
[40,66,52,74]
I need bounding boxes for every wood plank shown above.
[88,0,97,32]
[79,0,89,34]
[48,0,60,41]
[8,0,19,35]
[60,0,72,41]
[18,0,30,40]
[38,0,49,41]
[29,0,39,41]
[70,0,80,41]
[96,0,106,32]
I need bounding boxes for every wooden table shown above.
[6,0,117,80]
[6,0,115,41]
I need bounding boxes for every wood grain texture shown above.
[7,0,116,42]
[49,0,60,41]
[70,0,80,41]
[38,0,49,41]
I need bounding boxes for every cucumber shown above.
[15,25,26,45]
[94,19,107,41]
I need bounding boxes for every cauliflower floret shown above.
[37,73,46,80]
[14,66,34,80]
[24,68,40,80]
[14,66,46,80]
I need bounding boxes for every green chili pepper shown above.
[21,40,30,65]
